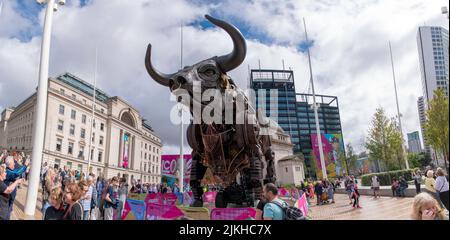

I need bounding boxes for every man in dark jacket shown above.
[314,181,323,206]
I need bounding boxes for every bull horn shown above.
[205,15,247,73]
[145,44,174,87]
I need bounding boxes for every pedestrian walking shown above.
[371,175,380,198]
[434,168,449,211]
[413,170,422,194]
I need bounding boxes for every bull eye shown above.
[198,65,218,79]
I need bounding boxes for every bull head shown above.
[145,15,247,98]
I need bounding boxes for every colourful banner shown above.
[127,193,147,201]
[144,193,178,206]
[210,208,257,220]
[310,133,345,179]
[161,154,192,182]
[146,203,185,220]
[202,191,217,203]
[295,193,309,217]
[121,199,146,220]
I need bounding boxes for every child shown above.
[411,193,448,220]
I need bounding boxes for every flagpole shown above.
[87,46,98,178]
[389,41,409,170]
[303,18,327,180]
[179,22,184,194]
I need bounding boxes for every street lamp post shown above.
[24,0,64,218]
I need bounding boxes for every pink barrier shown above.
[202,192,217,203]
[121,199,146,220]
[210,208,256,220]
[145,193,178,206]
[146,203,184,220]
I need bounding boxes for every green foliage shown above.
[345,143,358,175]
[424,89,449,170]
[361,168,419,186]
[407,153,423,169]
[365,108,406,171]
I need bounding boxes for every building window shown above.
[145,143,147,150]
[285,167,288,173]
[60,89,65,94]
[80,128,86,139]
[99,136,104,145]
[144,163,147,172]
[82,114,86,124]
[68,142,74,155]
[98,152,103,162]
[59,105,65,115]
[57,120,64,131]
[71,110,76,120]
[54,159,61,169]
[78,146,84,160]
[70,124,75,136]
[56,138,62,152]
[145,153,147,160]
[92,133,95,142]
[295,166,301,172]
[91,149,94,161]
[100,123,104,131]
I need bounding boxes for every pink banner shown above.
[161,154,192,181]
[146,203,184,220]
[210,208,257,220]
[145,193,178,206]
[296,193,309,217]
[202,191,217,203]
[279,188,290,197]
[121,199,146,220]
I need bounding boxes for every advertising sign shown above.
[311,133,345,179]
[161,154,192,182]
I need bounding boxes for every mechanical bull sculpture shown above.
[145,15,276,208]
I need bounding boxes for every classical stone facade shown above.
[0,73,162,184]
[269,125,305,186]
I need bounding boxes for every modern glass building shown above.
[250,69,344,177]
[250,69,300,152]
[295,93,343,176]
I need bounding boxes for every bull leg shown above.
[264,148,276,184]
[190,152,207,207]
[244,155,264,206]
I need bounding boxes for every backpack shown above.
[270,200,306,220]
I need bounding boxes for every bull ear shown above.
[205,15,247,73]
[145,44,174,87]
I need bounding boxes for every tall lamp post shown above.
[24,0,65,218]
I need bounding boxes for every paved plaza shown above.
[308,193,415,220]
[12,181,421,220]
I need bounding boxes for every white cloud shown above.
[0,0,448,155]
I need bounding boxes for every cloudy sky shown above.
[0,0,448,154]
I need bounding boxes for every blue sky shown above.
[13,0,312,51]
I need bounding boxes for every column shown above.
[118,129,123,168]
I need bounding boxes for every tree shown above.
[345,143,358,174]
[407,153,422,169]
[424,89,449,172]
[366,108,404,171]
[418,152,432,168]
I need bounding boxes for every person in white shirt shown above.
[371,175,380,198]
[434,168,449,211]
